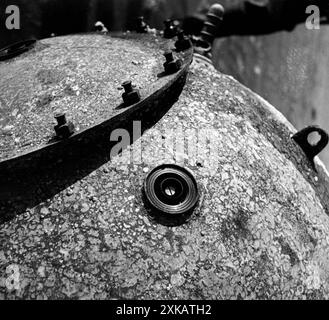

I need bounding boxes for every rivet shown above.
[54,112,75,139]
[54,112,67,126]
[122,80,133,93]
[163,51,181,75]
[122,81,141,106]
[164,51,174,63]
[175,30,192,52]
[163,19,177,38]
[136,16,148,33]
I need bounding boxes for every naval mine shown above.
[1,4,329,300]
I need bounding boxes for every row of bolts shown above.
[54,4,224,139]
[54,49,181,139]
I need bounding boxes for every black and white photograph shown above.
[1,0,329,307]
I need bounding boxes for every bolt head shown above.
[163,59,182,75]
[54,111,65,119]
[164,51,174,62]
[163,19,177,38]
[122,90,141,106]
[177,30,184,39]
[122,80,132,86]
[175,33,191,52]
[54,112,67,126]
[122,81,133,92]
[54,121,75,139]
[136,16,148,33]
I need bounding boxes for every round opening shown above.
[156,175,186,205]
[143,164,199,226]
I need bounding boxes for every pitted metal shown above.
[0,33,192,166]
[1,32,329,301]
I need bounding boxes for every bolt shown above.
[175,30,191,52]
[122,81,133,93]
[94,23,103,32]
[163,19,177,38]
[164,51,174,63]
[136,16,148,33]
[54,112,67,126]
[163,51,182,75]
[94,21,108,33]
[122,81,141,106]
[54,112,75,139]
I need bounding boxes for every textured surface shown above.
[2,0,329,168]
[1,49,329,299]
[0,33,172,161]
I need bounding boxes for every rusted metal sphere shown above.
[1,32,329,300]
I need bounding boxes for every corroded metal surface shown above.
[1,48,329,299]
[0,33,182,162]
[0,35,192,183]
